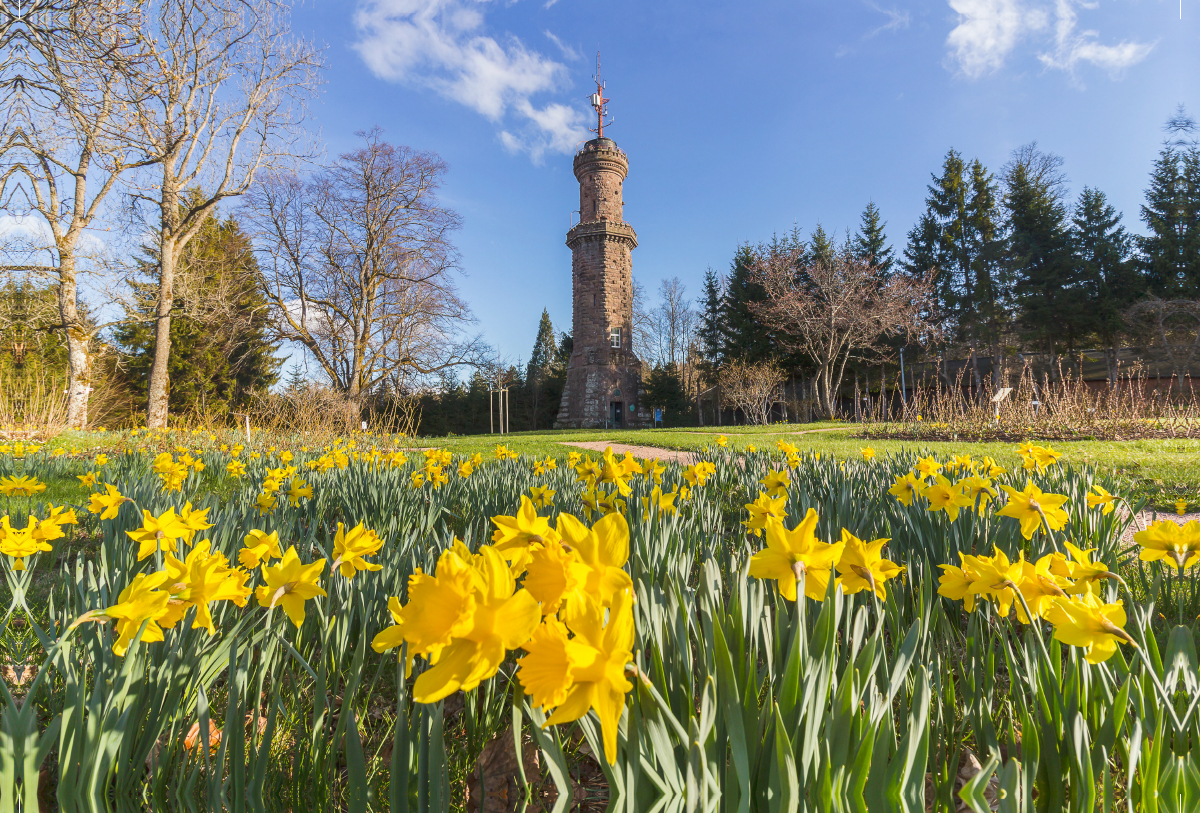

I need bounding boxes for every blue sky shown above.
[288,0,1198,367]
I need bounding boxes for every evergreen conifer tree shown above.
[1002,146,1081,360]
[525,309,558,429]
[851,201,895,275]
[721,244,773,364]
[808,224,835,265]
[116,209,280,417]
[1139,108,1200,296]
[1072,187,1140,380]
[697,267,725,377]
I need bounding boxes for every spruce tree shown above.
[808,224,835,265]
[852,201,895,275]
[1003,146,1081,360]
[1139,109,1200,296]
[1072,187,1140,379]
[919,150,1006,378]
[721,244,773,364]
[697,267,725,378]
[525,309,558,429]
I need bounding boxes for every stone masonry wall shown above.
[556,138,651,428]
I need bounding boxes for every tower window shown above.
[610,327,621,348]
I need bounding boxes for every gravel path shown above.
[557,441,697,464]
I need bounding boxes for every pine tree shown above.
[852,201,895,275]
[1072,187,1141,380]
[116,209,281,417]
[1139,109,1200,296]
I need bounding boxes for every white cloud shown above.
[945,0,1152,78]
[1037,0,1155,75]
[543,30,580,62]
[353,0,589,160]
[946,0,1049,77]
[865,3,911,37]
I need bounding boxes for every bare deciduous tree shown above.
[719,358,784,425]
[648,276,695,369]
[244,130,479,420]
[124,0,321,427]
[754,245,939,417]
[1,0,149,427]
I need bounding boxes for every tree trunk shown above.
[146,233,177,428]
[58,253,92,428]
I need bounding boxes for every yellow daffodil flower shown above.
[77,471,98,488]
[255,492,278,515]
[1133,520,1200,571]
[997,481,1069,540]
[0,516,51,570]
[254,546,327,628]
[126,508,192,561]
[860,447,876,460]
[0,475,46,497]
[1048,541,1114,593]
[332,522,385,578]
[105,572,174,656]
[957,475,997,516]
[742,492,788,537]
[523,539,588,616]
[529,486,556,509]
[239,529,283,569]
[835,532,904,600]
[286,478,314,507]
[165,541,251,634]
[914,456,942,480]
[921,476,973,521]
[642,458,665,484]
[410,546,539,703]
[519,589,634,765]
[887,472,922,506]
[759,470,789,498]
[554,513,633,614]
[747,507,844,602]
[1043,593,1133,664]
[937,554,983,611]
[491,495,560,568]
[1086,485,1117,515]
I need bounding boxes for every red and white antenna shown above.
[588,52,613,138]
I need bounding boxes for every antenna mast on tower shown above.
[588,52,613,139]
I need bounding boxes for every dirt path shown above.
[675,427,849,437]
[557,441,697,464]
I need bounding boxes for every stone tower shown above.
[556,70,649,429]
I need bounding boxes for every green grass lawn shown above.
[34,422,1200,510]
[392,423,1199,509]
